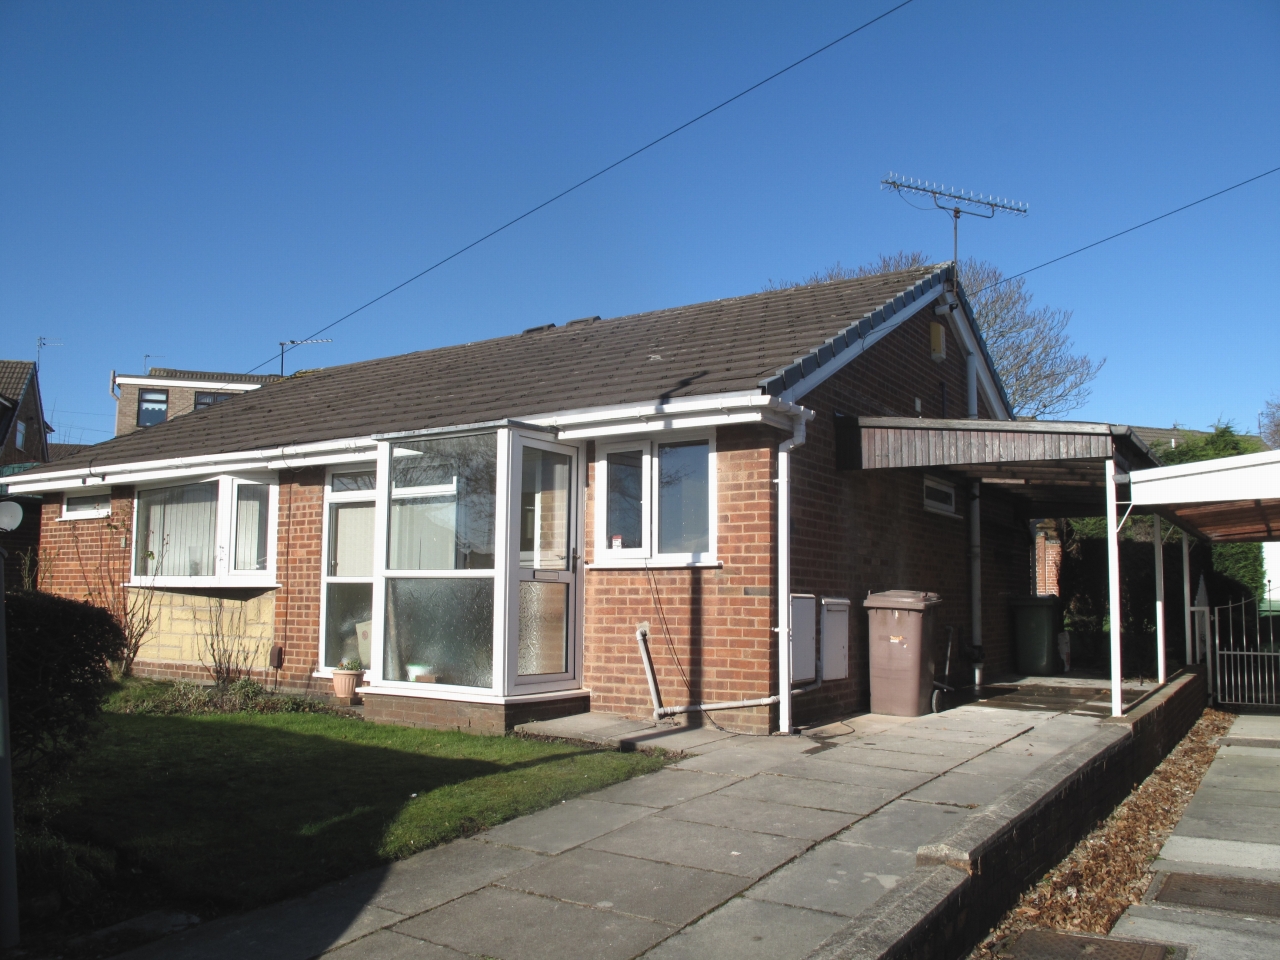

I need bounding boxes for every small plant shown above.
[337,657,363,671]
[197,597,262,687]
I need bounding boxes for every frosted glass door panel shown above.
[518,581,569,676]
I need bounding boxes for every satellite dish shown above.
[0,500,22,532]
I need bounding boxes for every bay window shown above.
[132,476,277,585]
[595,435,716,564]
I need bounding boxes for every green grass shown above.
[32,682,667,938]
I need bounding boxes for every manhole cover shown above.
[1004,929,1178,959]
[1156,871,1280,917]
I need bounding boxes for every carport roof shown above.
[1125,448,1280,542]
[856,416,1162,518]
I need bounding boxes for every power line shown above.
[254,0,917,375]
[974,164,1280,294]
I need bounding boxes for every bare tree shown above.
[1261,395,1280,450]
[70,517,164,676]
[764,252,1103,419]
[197,597,261,687]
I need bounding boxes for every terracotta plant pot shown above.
[332,669,362,699]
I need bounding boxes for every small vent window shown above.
[923,477,957,516]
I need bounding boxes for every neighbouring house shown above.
[10,264,1161,734]
[111,367,285,436]
[0,360,53,586]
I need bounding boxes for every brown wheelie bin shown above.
[864,590,942,716]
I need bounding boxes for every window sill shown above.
[126,579,281,590]
[57,511,111,521]
[349,683,590,704]
[922,506,964,520]
[587,559,723,570]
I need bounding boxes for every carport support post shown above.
[1182,531,1193,665]
[1105,458,1123,716]
[1154,515,1166,684]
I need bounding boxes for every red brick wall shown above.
[1035,525,1062,596]
[39,487,136,603]
[582,425,779,734]
[270,468,326,691]
[787,308,1030,723]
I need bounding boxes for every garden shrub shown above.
[4,590,125,787]
[113,678,358,718]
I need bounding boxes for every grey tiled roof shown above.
[26,265,970,475]
[0,361,34,404]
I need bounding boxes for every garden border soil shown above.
[806,667,1207,960]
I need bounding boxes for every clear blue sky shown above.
[2,1,1277,446]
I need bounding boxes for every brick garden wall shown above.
[582,424,779,734]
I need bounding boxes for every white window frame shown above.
[14,420,26,451]
[372,429,509,697]
[60,491,112,521]
[318,465,378,676]
[128,473,278,587]
[923,475,959,518]
[591,431,717,568]
[594,440,652,560]
[505,431,584,695]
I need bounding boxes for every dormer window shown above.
[137,390,168,427]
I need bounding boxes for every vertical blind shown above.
[234,485,270,571]
[135,482,217,576]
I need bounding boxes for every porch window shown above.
[322,469,375,669]
[384,433,497,687]
[595,436,715,564]
[132,476,278,584]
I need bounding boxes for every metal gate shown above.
[1213,596,1280,706]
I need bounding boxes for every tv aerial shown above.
[881,172,1028,267]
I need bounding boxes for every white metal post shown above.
[1154,515,1166,684]
[1105,458,1123,716]
[1182,530,1193,666]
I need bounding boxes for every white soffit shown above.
[1128,449,1280,505]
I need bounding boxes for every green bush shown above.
[4,590,125,788]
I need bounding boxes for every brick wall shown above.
[114,383,253,437]
[582,424,779,734]
[270,468,327,692]
[787,307,1030,724]
[1035,521,1062,596]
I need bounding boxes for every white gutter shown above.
[113,376,271,391]
[6,436,378,493]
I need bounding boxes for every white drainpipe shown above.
[966,351,983,691]
[777,414,808,734]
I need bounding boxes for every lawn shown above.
[30,682,667,942]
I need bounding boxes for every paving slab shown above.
[765,758,936,792]
[620,725,740,753]
[1172,815,1280,845]
[941,747,1057,780]
[745,840,916,917]
[810,745,965,774]
[585,815,811,878]
[639,896,848,960]
[321,930,470,958]
[717,772,897,816]
[1188,784,1280,811]
[369,838,543,916]
[496,847,750,926]
[845,735,992,759]
[1156,835,1280,873]
[1218,744,1280,759]
[393,886,673,960]
[120,888,402,960]
[671,745,795,777]
[1227,715,1280,738]
[479,798,652,854]
[586,768,737,808]
[1111,904,1280,960]
[904,770,1022,808]
[836,798,970,852]
[656,793,858,840]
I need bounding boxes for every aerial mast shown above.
[880,173,1029,268]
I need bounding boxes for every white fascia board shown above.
[5,436,378,493]
[114,376,268,391]
[532,394,810,440]
[1128,449,1280,505]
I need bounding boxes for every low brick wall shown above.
[363,693,591,736]
[809,667,1207,960]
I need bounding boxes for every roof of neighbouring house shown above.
[0,361,34,405]
[23,264,996,475]
[116,368,286,385]
[48,442,92,461]
[1132,424,1265,451]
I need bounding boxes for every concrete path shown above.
[1111,713,1280,959]
[119,702,1106,960]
